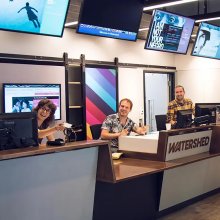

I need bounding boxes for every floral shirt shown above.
[101,113,137,148]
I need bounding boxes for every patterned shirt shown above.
[101,113,137,148]
[167,98,194,125]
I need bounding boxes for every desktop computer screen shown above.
[0,112,38,150]
[175,109,193,129]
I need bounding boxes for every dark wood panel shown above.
[93,173,162,220]
[0,140,109,161]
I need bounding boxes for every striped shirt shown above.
[167,98,194,125]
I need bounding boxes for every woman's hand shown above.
[55,123,65,131]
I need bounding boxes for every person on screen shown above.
[101,98,148,152]
[18,2,40,28]
[167,85,194,128]
[21,100,31,112]
[194,29,211,55]
[12,98,21,113]
[33,99,65,144]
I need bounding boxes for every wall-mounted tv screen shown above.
[77,0,144,41]
[145,9,195,54]
[0,0,70,37]
[191,22,220,60]
[3,84,61,120]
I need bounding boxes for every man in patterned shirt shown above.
[101,98,147,152]
[167,85,194,128]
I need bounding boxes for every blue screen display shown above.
[0,0,70,37]
[77,0,144,41]
[191,22,220,60]
[78,24,137,41]
[145,9,195,54]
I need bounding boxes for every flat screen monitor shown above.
[0,112,38,150]
[191,22,220,60]
[176,109,193,129]
[0,0,70,37]
[145,9,195,54]
[195,103,220,123]
[77,0,144,41]
[3,84,61,120]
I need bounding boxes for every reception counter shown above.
[93,125,220,220]
[0,140,109,220]
[1,126,220,220]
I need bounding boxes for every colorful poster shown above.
[85,67,117,139]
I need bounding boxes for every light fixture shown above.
[195,17,220,23]
[139,27,149,32]
[143,0,199,11]
[65,21,78,27]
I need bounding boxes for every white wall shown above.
[175,44,220,103]
[0,28,175,65]
[0,28,175,124]
[1,28,220,122]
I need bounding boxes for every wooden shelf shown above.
[69,105,83,109]
[68,82,81,85]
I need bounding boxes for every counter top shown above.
[0,140,109,161]
[113,151,220,182]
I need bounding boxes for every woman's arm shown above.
[38,123,65,139]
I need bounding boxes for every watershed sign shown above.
[165,130,212,161]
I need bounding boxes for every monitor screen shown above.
[176,109,193,129]
[191,22,220,60]
[3,84,61,120]
[145,9,195,54]
[195,103,220,123]
[0,112,38,150]
[0,0,70,37]
[77,0,144,41]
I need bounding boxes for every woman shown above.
[33,99,64,143]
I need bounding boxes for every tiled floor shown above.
[158,192,220,220]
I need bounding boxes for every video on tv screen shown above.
[0,0,70,37]
[145,9,195,54]
[77,0,144,41]
[191,22,220,60]
[3,84,61,120]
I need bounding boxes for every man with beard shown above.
[167,85,194,128]
[101,98,147,152]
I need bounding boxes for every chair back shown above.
[90,124,102,140]
[155,115,167,131]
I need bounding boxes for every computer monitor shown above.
[3,83,61,120]
[0,0,70,37]
[191,22,220,60]
[77,0,144,41]
[144,9,195,54]
[195,103,220,123]
[175,109,193,129]
[0,112,38,150]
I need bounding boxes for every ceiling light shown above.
[195,17,220,23]
[65,21,78,27]
[139,27,149,32]
[143,0,199,11]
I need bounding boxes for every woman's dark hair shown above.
[33,99,57,128]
